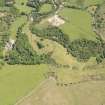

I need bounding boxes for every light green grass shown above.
[65,0,104,7]
[84,0,104,6]
[56,57,105,83]
[14,0,32,13]
[40,4,53,13]
[9,16,27,39]
[0,64,49,105]
[0,0,4,7]
[59,8,97,41]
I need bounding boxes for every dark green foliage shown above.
[37,42,44,49]
[27,0,41,11]
[7,26,54,65]
[31,26,70,47]
[31,26,105,63]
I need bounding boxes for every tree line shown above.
[7,26,56,65]
[31,25,105,63]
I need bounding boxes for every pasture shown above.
[0,64,49,105]
[64,0,104,7]
[16,78,105,105]
[59,8,97,41]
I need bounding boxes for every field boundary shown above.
[14,79,51,105]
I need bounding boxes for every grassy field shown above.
[0,0,4,7]
[59,8,97,41]
[16,78,105,105]
[0,64,49,105]
[84,0,104,6]
[65,0,104,7]
[14,0,32,14]
[9,16,27,39]
[40,4,53,13]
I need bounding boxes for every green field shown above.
[0,64,49,105]
[1,0,105,105]
[40,4,53,13]
[65,0,104,7]
[84,0,104,6]
[14,0,32,13]
[59,8,97,41]
[0,0,4,7]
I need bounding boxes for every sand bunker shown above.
[48,15,65,27]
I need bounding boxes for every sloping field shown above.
[16,78,105,105]
[0,64,49,105]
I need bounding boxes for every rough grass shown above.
[0,64,49,105]
[56,57,105,83]
[16,78,105,105]
[59,8,97,41]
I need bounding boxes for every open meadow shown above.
[58,8,97,41]
[0,64,49,105]
[16,78,105,105]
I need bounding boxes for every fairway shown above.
[0,0,4,7]
[40,4,53,13]
[14,0,32,13]
[0,64,49,105]
[59,8,97,41]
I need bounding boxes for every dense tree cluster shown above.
[63,0,90,10]
[27,0,41,11]
[94,3,105,39]
[7,26,55,65]
[68,39,105,62]
[0,12,14,59]
[31,26,105,63]
[31,26,70,47]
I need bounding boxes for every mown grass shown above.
[59,8,97,41]
[0,64,49,105]
[0,0,4,7]
[65,0,104,7]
